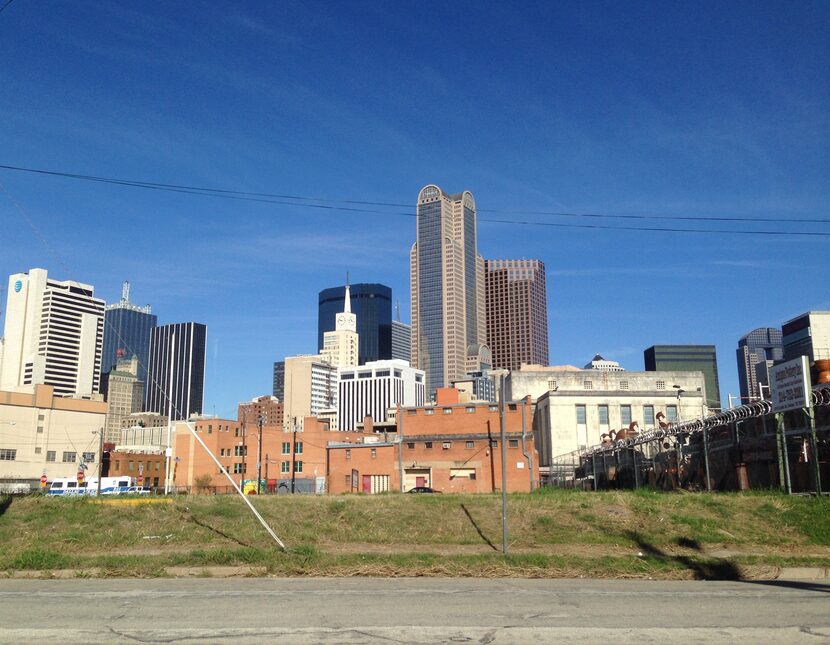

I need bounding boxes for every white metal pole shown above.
[181,421,286,550]
[164,331,175,494]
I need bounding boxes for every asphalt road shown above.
[1,577,828,643]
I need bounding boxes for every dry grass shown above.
[1,489,828,577]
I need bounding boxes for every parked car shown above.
[127,486,151,495]
[407,486,441,494]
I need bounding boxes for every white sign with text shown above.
[770,356,811,413]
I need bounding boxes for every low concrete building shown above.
[0,384,107,489]
[527,367,707,470]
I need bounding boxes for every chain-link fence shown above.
[548,385,830,494]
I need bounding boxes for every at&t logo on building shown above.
[13,280,23,293]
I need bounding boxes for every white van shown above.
[47,477,135,496]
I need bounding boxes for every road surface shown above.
[1,577,828,643]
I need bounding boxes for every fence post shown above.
[592,454,598,491]
[676,437,683,490]
[779,414,792,495]
[702,427,712,491]
[633,447,640,489]
[807,407,822,495]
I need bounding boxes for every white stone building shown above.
[338,360,426,431]
[1,268,105,397]
[507,365,707,469]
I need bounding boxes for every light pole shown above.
[256,415,264,495]
[674,384,710,491]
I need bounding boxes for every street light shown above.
[673,384,711,491]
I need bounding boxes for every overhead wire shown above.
[0,163,828,237]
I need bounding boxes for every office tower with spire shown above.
[101,281,156,396]
[320,282,359,368]
[410,185,486,393]
[318,283,391,365]
[485,259,549,370]
[1,268,105,397]
[391,300,411,363]
[144,322,207,421]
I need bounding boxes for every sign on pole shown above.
[770,356,812,413]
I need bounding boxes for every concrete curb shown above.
[776,567,830,581]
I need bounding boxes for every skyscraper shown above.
[644,345,721,410]
[273,361,285,400]
[410,185,486,393]
[145,322,206,421]
[782,312,830,363]
[736,327,783,402]
[484,259,549,370]
[391,319,411,363]
[318,283,392,365]
[320,283,359,368]
[101,281,156,395]
[1,268,105,397]
[104,355,144,443]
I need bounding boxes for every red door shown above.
[416,476,426,487]
[362,475,372,493]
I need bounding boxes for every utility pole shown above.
[498,372,509,555]
[96,428,104,497]
[291,417,297,493]
[265,453,269,493]
[257,415,264,495]
[164,331,176,494]
[241,413,247,489]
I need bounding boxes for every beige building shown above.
[410,185,486,394]
[485,259,548,370]
[282,354,337,431]
[0,384,107,488]
[320,284,359,369]
[104,355,144,443]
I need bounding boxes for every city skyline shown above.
[1,2,828,417]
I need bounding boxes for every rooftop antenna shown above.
[121,280,130,303]
[395,300,401,322]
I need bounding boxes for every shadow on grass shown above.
[181,509,253,548]
[625,531,742,580]
[0,495,12,518]
[460,504,498,552]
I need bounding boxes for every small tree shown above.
[194,474,213,494]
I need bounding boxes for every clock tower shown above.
[320,281,359,368]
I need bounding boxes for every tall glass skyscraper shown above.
[736,327,783,402]
[101,282,156,395]
[410,185,485,393]
[145,322,206,421]
[318,283,392,365]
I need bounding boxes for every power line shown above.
[0,0,15,14]
[0,162,828,237]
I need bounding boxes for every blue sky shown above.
[1,1,828,416]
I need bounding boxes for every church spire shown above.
[344,273,351,315]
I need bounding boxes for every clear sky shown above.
[1,1,828,417]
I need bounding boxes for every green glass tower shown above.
[644,345,721,410]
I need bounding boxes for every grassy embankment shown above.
[1,488,828,578]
